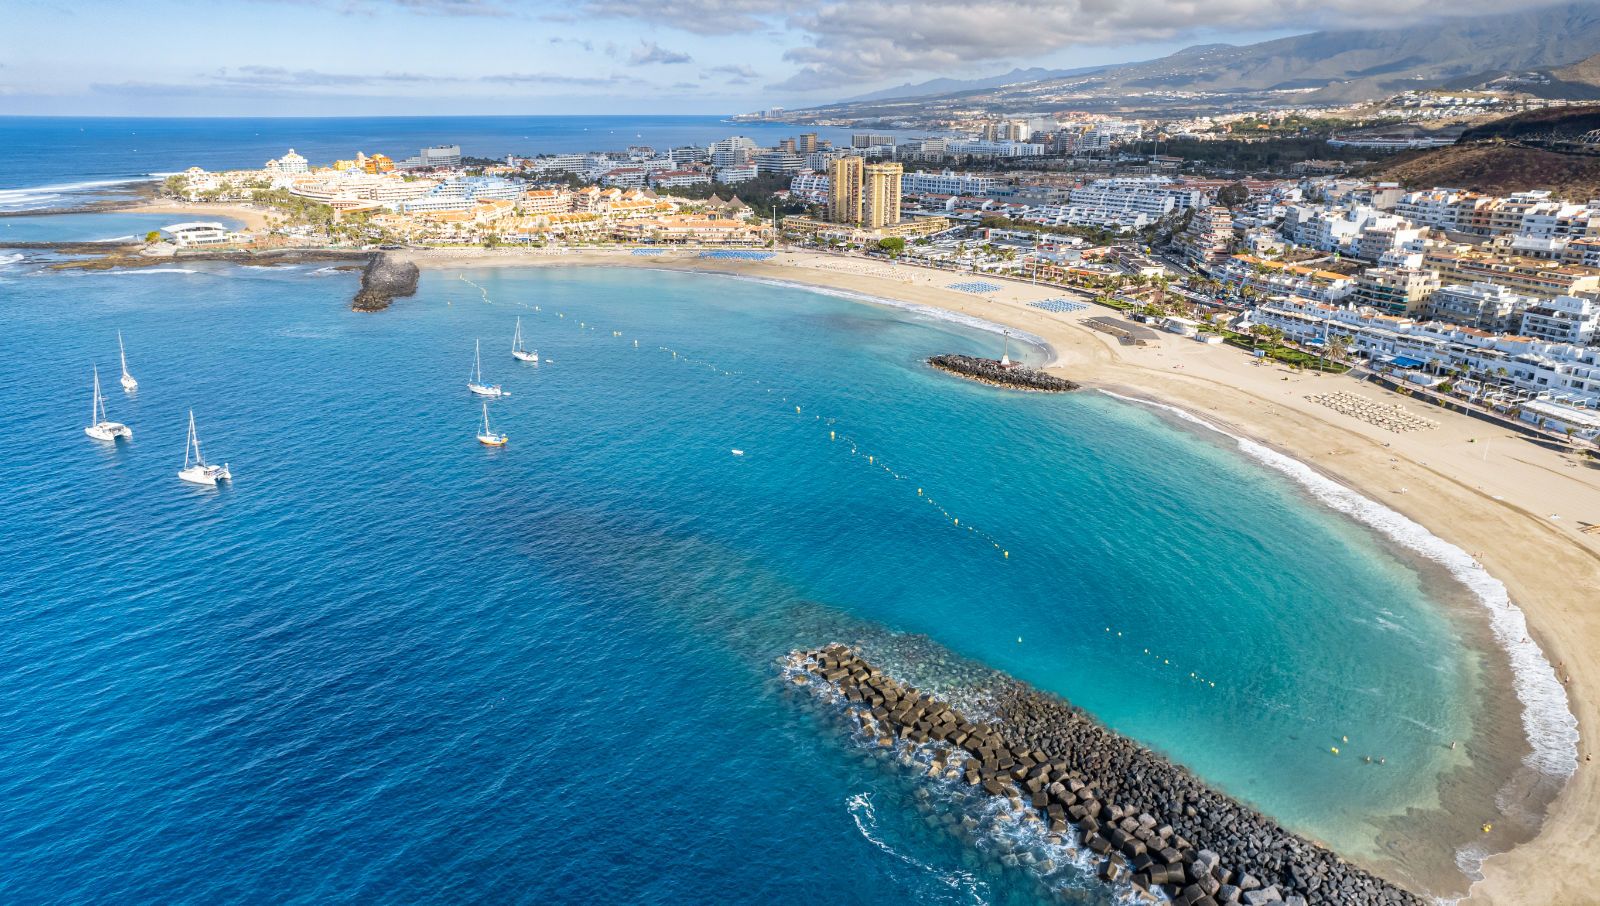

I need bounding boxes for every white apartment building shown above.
[1023,204,1154,231]
[1520,295,1600,346]
[901,170,1001,196]
[944,140,1046,158]
[1425,282,1535,333]
[715,165,758,184]
[649,170,711,189]
[789,170,830,203]
[1253,297,1600,405]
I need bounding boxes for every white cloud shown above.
[628,40,695,65]
[578,0,1579,90]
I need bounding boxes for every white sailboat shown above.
[476,402,508,446]
[467,339,506,397]
[118,331,138,392]
[511,317,539,363]
[85,366,132,441]
[177,410,231,486]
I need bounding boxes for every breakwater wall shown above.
[790,644,1423,906]
[928,355,1078,393]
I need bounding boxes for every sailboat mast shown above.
[119,332,128,376]
[92,368,101,423]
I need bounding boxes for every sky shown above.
[0,0,1576,116]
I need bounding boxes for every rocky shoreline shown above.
[27,245,416,311]
[350,252,420,312]
[789,644,1424,906]
[928,354,1079,392]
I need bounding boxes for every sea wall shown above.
[790,643,1424,906]
[351,252,420,312]
[928,355,1079,392]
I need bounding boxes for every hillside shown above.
[1459,104,1600,142]
[1369,144,1600,198]
[795,2,1600,121]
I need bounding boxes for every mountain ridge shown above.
[809,3,1600,116]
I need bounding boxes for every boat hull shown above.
[477,433,508,446]
[86,422,132,442]
[468,383,506,398]
[178,464,230,486]
[120,376,138,392]
[512,351,538,363]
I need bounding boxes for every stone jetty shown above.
[927,354,1078,392]
[350,252,420,312]
[789,644,1423,906]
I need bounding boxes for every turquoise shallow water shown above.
[0,212,242,243]
[0,261,1496,902]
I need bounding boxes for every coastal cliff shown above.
[928,354,1079,392]
[350,252,420,312]
[790,644,1424,906]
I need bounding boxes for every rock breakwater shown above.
[928,355,1078,392]
[789,644,1423,906]
[350,252,420,312]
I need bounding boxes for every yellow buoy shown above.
[830,431,836,441]
[1331,747,1340,755]
[1003,550,1009,559]
[1482,823,1492,833]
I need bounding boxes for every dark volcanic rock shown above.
[351,252,420,312]
[927,354,1078,392]
[788,644,1424,906]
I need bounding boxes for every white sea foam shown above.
[0,252,24,269]
[0,177,156,211]
[847,793,990,904]
[1100,389,1578,780]
[310,266,346,276]
[1102,389,1579,892]
[92,235,136,243]
[102,268,197,275]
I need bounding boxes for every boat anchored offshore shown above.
[177,410,231,486]
[477,403,508,446]
[85,366,132,441]
[468,339,507,397]
[511,317,539,363]
[117,331,138,392]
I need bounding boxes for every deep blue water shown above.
[0,116,889,207]
[0,260,1494,903]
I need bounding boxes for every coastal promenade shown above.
[391,244,1599,904]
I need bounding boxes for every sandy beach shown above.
[125,200,273,232]
[401,246,1598,904]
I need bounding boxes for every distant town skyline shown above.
[0,0,1578,116]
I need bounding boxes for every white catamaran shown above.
[468,339,507,397]
[118,331,138,392]
[476,402,508,446]
[511,317,539,363]
[178,410,231,486]
[85,366,133,442]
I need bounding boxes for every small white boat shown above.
[477,402,508,446]
[177,410,231,486]
[511,317,539,363]
[468,339,507,397]
[731,449,744,456]
[85,366,132,441]
[118,331,138,392]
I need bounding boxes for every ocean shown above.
[0,118,1577,903]
[0,115,891,212]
